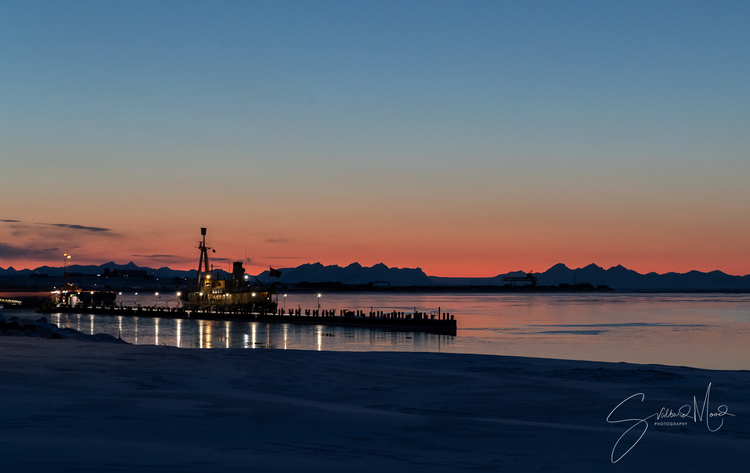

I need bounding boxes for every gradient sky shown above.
[2,0,749,277]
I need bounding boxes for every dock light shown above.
[118,292,122,295]
[252,293,256,297]
[199,292,203,296]
[317,293,321,310]
[244,274,249,280]
[176,292,181,297]
[283,294,287,311]
[206,275,210,279]
[155,292,159,296]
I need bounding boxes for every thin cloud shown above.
[266,238,291,244]
[264,256,309,260]
[130,254,194,264]
[0,243,61,260]
[132,254,180,258]
[1,219,21,223]
[46,223,112,233]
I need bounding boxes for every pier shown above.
[37,305,458,336]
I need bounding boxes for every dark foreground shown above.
[0,338,747,472]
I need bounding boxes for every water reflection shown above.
[44,292,750,370]
[199,320,204,349]
[50,312,456,354]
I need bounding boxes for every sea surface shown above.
[3,292,750,370]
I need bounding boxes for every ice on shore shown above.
[0,313,126,343]
[0,338,747,472]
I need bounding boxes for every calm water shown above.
[4,292,750,370]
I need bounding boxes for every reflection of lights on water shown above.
[205,323,212,349]
[134,317,138,344]
[117,316,123,339]
[90,314,94,335]
[251,323,257,349]
[243,333,249,349]
[283,324,288,350]
[225,321,230,348]
[176,319,182,348]
[155,318,160,346]
[317,326,322,351]
[76,314,81,332]
[199,320,204,349]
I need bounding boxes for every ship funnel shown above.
[201,227,207,236]
[232,261,245,281]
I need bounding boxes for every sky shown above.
[1,0,749,277]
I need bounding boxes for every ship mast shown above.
[196,227,211,290]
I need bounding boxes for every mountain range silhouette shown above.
[2,261,749,290]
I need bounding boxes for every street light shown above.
[283,294,287,312]
[317,293,321,310]
[155,292,159,307]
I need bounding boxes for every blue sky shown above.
[2,1,749,275]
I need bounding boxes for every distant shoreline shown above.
[4,287,750,298]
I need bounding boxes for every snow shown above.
[0,338,747,472]
[0,313,126,343]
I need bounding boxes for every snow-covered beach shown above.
[1,336,747,472]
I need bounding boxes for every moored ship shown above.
[179,228,277,312]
